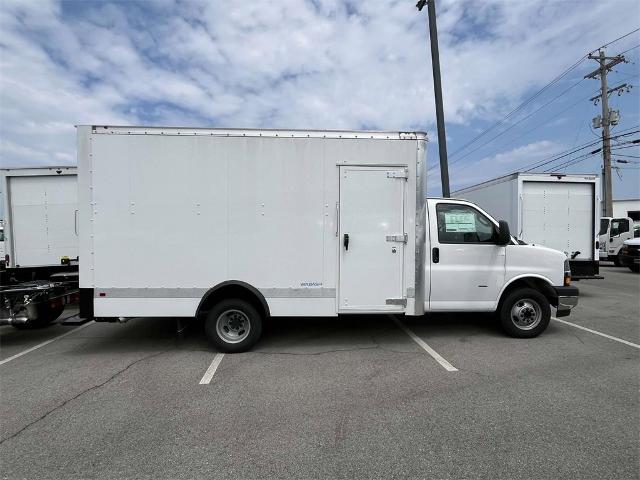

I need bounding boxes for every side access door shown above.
[427,201,506,311]
[338,166,406,311]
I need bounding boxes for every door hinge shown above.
[386,168,408,179]
[386,297,407,307]
[386,233,408,243]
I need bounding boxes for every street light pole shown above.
[417,0,450,197]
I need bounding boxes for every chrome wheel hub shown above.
[216,309,250,344]
[510,299,542,330]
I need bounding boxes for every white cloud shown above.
[0,0,639,175]
[430,140,565,192]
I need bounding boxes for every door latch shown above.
[386,234,408,243]
[343,233,350,250]
[386,169,409,179]
[432,247,439,263]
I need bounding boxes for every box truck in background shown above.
[454,173,601,280]
[0,167,79,328]
[78,126,578,352]
[599,216,640,265]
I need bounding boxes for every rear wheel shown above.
[204,298,263,353]
[498,288,550,338]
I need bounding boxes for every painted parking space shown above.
[1,267,638,479]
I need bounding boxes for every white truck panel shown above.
[80,126,426,318]
[1,168,78,267]
[521,181,593,259]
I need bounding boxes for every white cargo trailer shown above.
[78,126,578,352]
[1,167,78,270]
[453,173,601,279]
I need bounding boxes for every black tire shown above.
[629,265,639,273]
[498,288,551,338]
[11,304,64,330]
[613,254,622,267]
[204,298,263,353]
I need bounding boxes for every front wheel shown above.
[204,298,263,353]
[498,288,550,338]
[613,254,622,267]
[629,265,639,273]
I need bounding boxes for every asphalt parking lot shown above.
[1,265,638,480]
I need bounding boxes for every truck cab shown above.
[599,216,639,265]
[425,198,577,337]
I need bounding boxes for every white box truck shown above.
[454,173,601,280]
[0,167,80,328]
[599,216,640,265]
[78,126,578,352]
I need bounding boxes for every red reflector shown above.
[99,292,106,297]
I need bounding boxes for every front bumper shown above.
[553,285,579,318]
[619,254,640,267]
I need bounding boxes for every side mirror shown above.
[497,220,511,246]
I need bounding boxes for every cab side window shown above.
[436,203,496,244]
[611,219,630,236]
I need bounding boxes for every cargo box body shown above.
[453,173,601,278]
[1,167,78,268]
[78,126,427,318]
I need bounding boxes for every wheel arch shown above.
[196,281,270,320]
[497,275,557,309]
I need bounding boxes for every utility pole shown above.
[585,49,628,217]
[417,0,450,197]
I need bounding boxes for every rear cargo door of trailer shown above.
[8,175,78,266]
[521,181,593,259]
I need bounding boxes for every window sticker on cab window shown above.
[444,212,476,232]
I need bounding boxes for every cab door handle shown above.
[432,247,439,263]
[343,233,350,250]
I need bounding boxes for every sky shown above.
[0,0,639,219]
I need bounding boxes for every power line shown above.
[520,128,639,173]
[618,44,640,56]
[446,56,588,161]
[543,152,598,172]
[439,77,587,170]
[448,81,617,174]
[591,27,640,53]
[546,136,640,173]
[612,153,640,158]
[523,139,601,172]
[447,29,640,168]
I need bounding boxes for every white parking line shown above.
[199,353,226,384]
[391,316,458,372]
[552,317,640,349]
[0,320,95,367]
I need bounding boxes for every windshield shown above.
[599,218,610,236]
